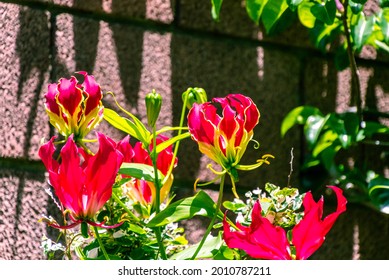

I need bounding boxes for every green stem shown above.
[151,125,167,260]
[341,0,362,124]
[111,192,141,224]
[162,92,188,185]
[190,174,225,260]
[94,226,110,260]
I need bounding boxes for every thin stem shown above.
[190,174,225,260]
[94,226,110,260]
[162,92,188,185]
[111,192,141,224]
[341,0,362,124]
[151,125,167,260]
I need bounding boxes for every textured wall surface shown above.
[0,0,388,259]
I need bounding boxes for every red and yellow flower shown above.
[187,94,272,196]
[223,186,347,260]
[44,71,104,142]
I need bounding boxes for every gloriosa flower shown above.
[38,133,124,228]
[116,134,178,215]
[223,186,347,260]
[44,71,104,142]
[187,94,272,196]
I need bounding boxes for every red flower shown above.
[44,72,103,141]
[188,94,272,196]
[292,186,347,259]
[116,135,177,212]
[223,186,347,260]
[39,133,124,228]
[188,94,259,170]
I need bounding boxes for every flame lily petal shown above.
[223,201,292,260]
[43,72,104,140]
[292,186,347,260]
[38,133,124,224]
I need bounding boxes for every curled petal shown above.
[79,72,103,116]
[57,76,83,116]
[83,132,124,217]
[292,186,347,260]
[44,84,60,116]
[223,202,291,260]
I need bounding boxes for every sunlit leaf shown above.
[287,0,303,11]
[297,1,316,28]
[368,175,389,214]
[351,13,374,52]
[103,108,150,144]
[211,0,223,21]
[312,130,338,157]
[119,162,164,184]
[281,106,323,137]
[375,39,389,53]
[245,0,269,24]
[304,115,326,147]
[155,132,191,154]
[311,20,342,51]
[147,190,222,228]
[349,0,364,14]
[261,0,289,33]
[170,232,224,260]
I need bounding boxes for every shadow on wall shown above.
[15,8,50,158]
[3,0,388,259]
[170,33,304,189]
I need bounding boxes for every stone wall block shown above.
[0,3,51,160]
[0,171,49,260]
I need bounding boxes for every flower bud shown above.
[182,87,207,109]
[145,89,162,128]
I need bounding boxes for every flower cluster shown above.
[38,73,346,260]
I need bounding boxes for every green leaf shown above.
[223,200,247,212]
[349,0,364,14]
[362,121,389,137]
[211,0,223,21]
[335,43,350,70]
[287,0,303,12]
[304,114,326,147]
[375,39,389,53]
[147,190,223,228]
[297,1,316,28]
[343,112,360,140]
[103,108,150,144]
[155,132,191,154]
[245,0,269,24]
[311,20,342,51]
[170,232,224,260]
[317,143,341,171]
[261,0,289,33]
[379,11,389,43]
[368,175,389,214]
[352,0,368,4]
[119,163,164,184]
[312,130,339,157]
[311,0,336,25]
[281,106,323,137]
[351,13,375,52]
[127,224,147,235]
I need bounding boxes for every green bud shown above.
[182,87,207,109]
[145,89,162,128]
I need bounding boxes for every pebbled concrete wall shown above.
[0,0,388,259]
